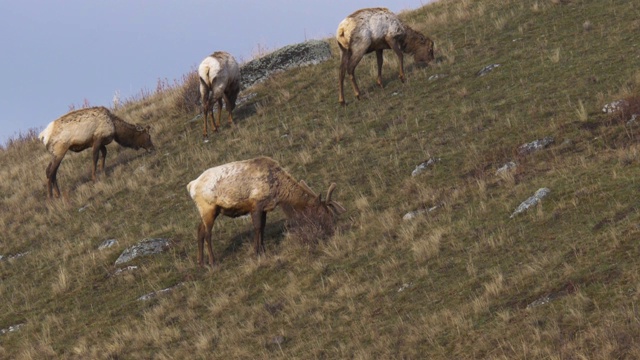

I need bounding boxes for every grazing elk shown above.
[336,7,435,104]
[39,106,154,198]
[198,51,241,139]
[187,156,346,267]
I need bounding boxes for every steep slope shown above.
[1,0,640,358]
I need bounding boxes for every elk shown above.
[39,106,155,198]
[336,7,435,104]
[198,51,241,139]
[187,156,346,267]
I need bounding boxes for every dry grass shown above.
[2,0,640,358]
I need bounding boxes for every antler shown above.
[326,183,346,215]
[299,180,318,197]
[326,183,337,202]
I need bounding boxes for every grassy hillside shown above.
[2,0,640,358]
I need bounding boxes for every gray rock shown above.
[403,205,439,221]
[411,158,440,177]
[518,137,554,155]
[0,323,24,335]
[477,64,501,77]
[113,266,138,276]
[510,188,550,218]
[602,99,628,114]
[137,283,182,301]
[496,161,517,175]
[240,40,332,89]
[428,74,447,81]
[98,239,118,250]
[115,238,171,265]
[397,282,414,292]
[1,251,29,262]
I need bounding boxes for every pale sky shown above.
[0,1,432,145]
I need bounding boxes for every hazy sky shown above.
[0,1,432,145]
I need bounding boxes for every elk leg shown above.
[223,94,235,127]
[46,152,65,199]
[250,209,267,256]
[91,142,102,181]
[338,47,349,105]
[99,145,107,175]
[390,39,405,83]
[199,206,219,267]
[375,50,384,88]
[215,98,223,129]
[200,83,211,138]
[347,48,367,100]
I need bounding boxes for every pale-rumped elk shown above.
[336,7,435,104]
[39,106,154,199]
[187,156,346,267]
[198,51,241,139]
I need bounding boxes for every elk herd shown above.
[38,8,434,267]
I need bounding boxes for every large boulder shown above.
[240,40,332,89]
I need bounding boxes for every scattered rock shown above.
[411,158,440,177]
[1,251,29,262]
[602,99,628,114]
[510,188,550,218]
[113,266,138,276]
[476,64,501,77]
[137,283,183,301]
[115,238,171,265]
[518,137,554,155]
[496,161,517,175]
[403,205,439,221]
[397,282,414,292]
[428,74,447,81]
[98,239,118,250]
[0,323,24,335]
[240,40,332,89]
[527,283,576,309]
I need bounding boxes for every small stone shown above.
[496,161,517,175]
[518,137,554,155]
[510,188,550,218]
[115,238,171,265]
[428,74,447,81]
[98,239,118,250]
[411,158,440,177]
[477,64,501,77]
[602,99,628,114]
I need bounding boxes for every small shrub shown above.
[175,71,201,115]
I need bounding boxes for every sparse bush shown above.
[2,127,39,151]
[175,71,201,115]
